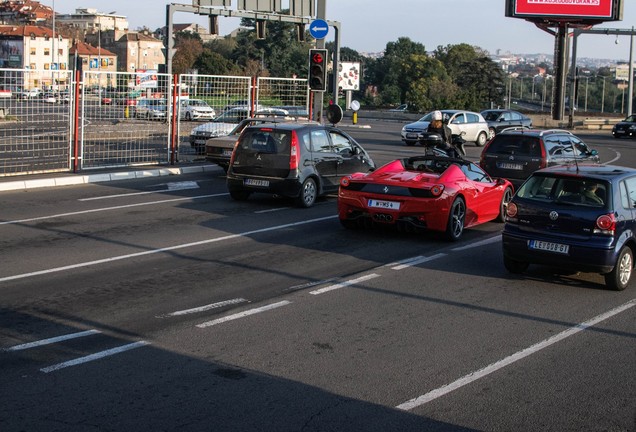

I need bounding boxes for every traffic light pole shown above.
[312,0,326,123]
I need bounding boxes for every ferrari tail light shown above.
[594,213,616,235]
[340,176,350,187]
[430,184,444,197]
[507,202,518,218]
[289,131,299,170]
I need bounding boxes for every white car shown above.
[180,99,216,121]
[401,109,490,147]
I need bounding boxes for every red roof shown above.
[0,24,53,38]
[69,41,115,57]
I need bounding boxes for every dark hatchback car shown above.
[226,122,375,207]
[480,109,532,137]
[502,164,636,291]
[479,128,600,188]
[205,117,316,172]
[611,114,636,139]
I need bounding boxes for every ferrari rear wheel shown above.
[445,197,465,241]
[497,187,513,222]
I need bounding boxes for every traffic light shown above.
[308,49,328,91]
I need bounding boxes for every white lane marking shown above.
[396,298,636,411]
[0,215,337,283]
[255,207,288,214]
[79,182,200,201]
[40,341,150,373]
[196,300,291,328]
[451,235,501,252]
[603,150,621,165]
[309,273,380,295]
[161,298,248,317]
[2,329,101,352]
[285,278,340,292]
[391,254,446,270]
[0,193,228,226]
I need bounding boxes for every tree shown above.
[172,33,203,75]
[375,37,427,105]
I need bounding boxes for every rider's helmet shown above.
[432,110,442,121]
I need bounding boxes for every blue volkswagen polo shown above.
[502,163,636,290]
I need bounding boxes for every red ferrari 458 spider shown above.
[338,155,514,241]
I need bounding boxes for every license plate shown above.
[195,139,206,145]
[368,199,400,210]
[497,162,523,170]
[244,178,269,187]
[406,133,419,139]
[528,240,569,254]
[222,149,233,156]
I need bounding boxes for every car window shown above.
[620,181,631,209]
[624,177,636,208]
[466,113,481,123]
[489,135,540,156]
[451,113,466,124]
[310,129,331,153]
[330,131,353,154]
[461,163,492,182]
[482,111,499,121]
[517,176,606,206]
[239,129,289,154]
[502,112,512,121]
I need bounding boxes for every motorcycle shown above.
[417,130,467,159]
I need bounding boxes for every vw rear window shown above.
[489,135,541,157]
[516,176,608,207]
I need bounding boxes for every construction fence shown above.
[0,68,309,177]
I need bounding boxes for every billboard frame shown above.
[505,0,623,25]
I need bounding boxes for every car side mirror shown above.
[496,178,507,186]
[589,149,598,156]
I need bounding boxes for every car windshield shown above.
[516,175,608,207]
[238,129,290,154]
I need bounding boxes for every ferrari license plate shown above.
[244,178,269,187]
[528,240,569,254]
[497,162,523,170]
[368,199,400,210]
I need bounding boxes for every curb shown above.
[0,164,219,192]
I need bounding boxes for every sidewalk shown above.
[0,163,219,193]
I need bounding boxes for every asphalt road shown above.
[0,121,634,431]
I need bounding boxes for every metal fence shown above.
[0,68,310,177]
[0,68,74,176]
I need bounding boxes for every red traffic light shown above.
[312,52,324,64]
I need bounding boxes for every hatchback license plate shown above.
[528,240,569,254]
[368,199,400,210]
[244,178,269,187]
[497,162,523,170]
[222,149,233,156]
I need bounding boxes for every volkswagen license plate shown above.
[368,199,400,210]
[528,240,569,254]
[497,162,523,170]
[244,178,269,187]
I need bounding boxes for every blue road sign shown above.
[309,19,329,39]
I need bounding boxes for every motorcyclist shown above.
[427,110,460,157]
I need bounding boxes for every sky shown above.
[42,0,636,61]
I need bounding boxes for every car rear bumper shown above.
[502,230,617,273]
[227,174,302,198]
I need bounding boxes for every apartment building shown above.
[69,40,116,87]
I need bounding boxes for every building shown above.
[0,24,70,89]
[69,41,116,88]
[110,31,164,73]
[55,8,128,33]
[0,0,52,26]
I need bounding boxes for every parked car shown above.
[19,88,42,99]
[179,98,216,121]
[480,109,532,137]
[338,155,513,241]
[389,104,409,112]
[133,98,167,120]
[226,122,376,207]
[479,128,600,188]
[502,163,636,291]
[205,117,317,172]
[273,105,309,117]
[401,110,490,147]
[611,114,636,138]
[190,107,288,154]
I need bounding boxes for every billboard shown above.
[0,39,23,68]
[505,0,623,21]
[338,62,360,91]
